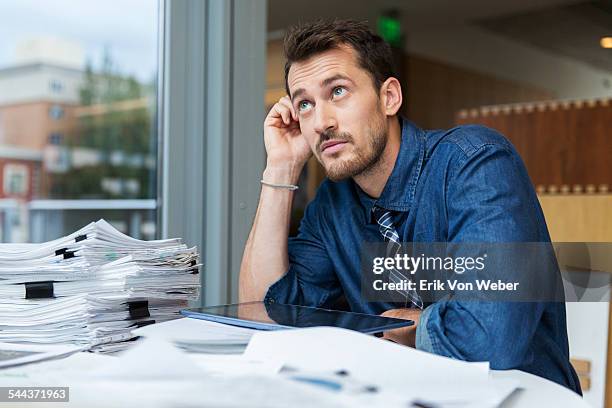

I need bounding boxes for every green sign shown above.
[377,15,402,47]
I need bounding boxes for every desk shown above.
[493,370,588,408]
[0,317,590,408]
[0,351,589,407]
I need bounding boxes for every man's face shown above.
[288,45,388,181]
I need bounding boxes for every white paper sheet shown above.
[84,337,204,380]
[133,317,256,353]
[245,327,488,385]
[0,342,85,369]
[0,330,518,408]
[244,327,517,407]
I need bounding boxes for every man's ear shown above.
[380,77,403,116]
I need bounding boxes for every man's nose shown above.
[313,103,337,135]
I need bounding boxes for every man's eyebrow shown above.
[321,74,353,88]
[290,88,305,103]
[290,75,354,103]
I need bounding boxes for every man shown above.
[239,19,580,394]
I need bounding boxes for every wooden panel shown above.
[266,40,285,91]
[266,40,289,107]
[538,195,612,242]
[572,355,592,392]
[456,99,612,189]
[580,375,592,392]
[572,358,592,375]
[405,54,553,129]
[265,88,286,108]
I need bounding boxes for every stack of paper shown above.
[0,220,200,351]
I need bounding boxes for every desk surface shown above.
[493,369,588,408]
[0,324,589,408]
[0,352,588,408]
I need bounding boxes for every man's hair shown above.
[283,19,396,96]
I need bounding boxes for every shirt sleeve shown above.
[265,195,342,308]
[416,139,548,369]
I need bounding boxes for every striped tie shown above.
[373,207,423,309]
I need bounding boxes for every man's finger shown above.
[381,330,400,343]
[279,96,298,121]
[272,103,291,125]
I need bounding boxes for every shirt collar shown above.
[354,116,425,220]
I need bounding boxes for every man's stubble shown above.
[317,110,389,182]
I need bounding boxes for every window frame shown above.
[159,0,267,306]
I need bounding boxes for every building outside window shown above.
[3,163,29,196]
[0,0,159,242]
[49,79,64,94]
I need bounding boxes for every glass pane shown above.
[0,0,159,242]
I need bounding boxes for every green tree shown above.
[50,50,156,200]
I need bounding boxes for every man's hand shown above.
[263,96,312,181]
[239,96,311,302]
[380,308,422,347]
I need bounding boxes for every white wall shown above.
[566,302,609,408]
[0,65,82,106]
[405,23,612,100]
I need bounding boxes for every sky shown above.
[0,0,158,82]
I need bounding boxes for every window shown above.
[0,1,159,242]
[48,132,63,145]
[3,164,29,196]
[48,105,64,120]
[49,79,64,94]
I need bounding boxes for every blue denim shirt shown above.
[265,117,581,394]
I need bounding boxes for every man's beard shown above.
[316,115,388,182]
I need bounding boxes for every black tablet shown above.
[180,301,413,334]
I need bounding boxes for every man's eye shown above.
[298,101,311,111]
[332,87,346,97]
